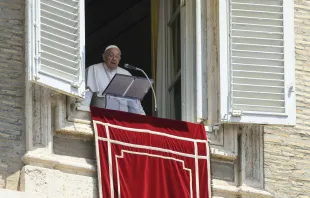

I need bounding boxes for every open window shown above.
[27,0,296,126]
[155,0,196,122]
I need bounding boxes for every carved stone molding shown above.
[209,124,238,161]
[239,125,264,189]
[54,95,93,140]
[25,84,53,152]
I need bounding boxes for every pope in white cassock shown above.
[84,45,145,115]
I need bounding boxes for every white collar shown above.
[103,63,117,73]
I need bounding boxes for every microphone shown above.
[124,64,158,117]
[124,64,138,70]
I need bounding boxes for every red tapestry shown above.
[91,107,210,198]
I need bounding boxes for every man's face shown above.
[103,48,121,70]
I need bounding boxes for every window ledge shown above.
[22,150,96,176]
[210,146,238,161]
[76,105,90,112]
[56,119,93,140]
[213,184,274,197]
[0,189,46,198]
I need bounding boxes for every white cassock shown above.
[83,62,145,115]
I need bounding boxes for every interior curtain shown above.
[151,0,160,83]
[151,0,161,116]
[155,0,168,118]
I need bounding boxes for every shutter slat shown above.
[41,44,78,61]
[233,18,282,27]
[41,64,77,77]
[41,37,77,54]
[234,96,284,103]
[233,50,283,55]
[232,43,283,48]
[232,104,285,113]
[233,56,284,62]
[232,63,283,68]
[233,50,283,59]
[232,36,283,42]
[233,70,284,79]
[233,103,284,109]
[232,16,282,21]
[232,10,282,20]
[232,30,283,40]
[231,9,282,15]
[232,4,282,13]
[41,17,77,34]
[233,65,284,73]
[42,10,78,27]
[232,22,283,28]
[41,23,77,39]
[41,1,78,14]
[233,77,284,87]
[232,2,282,8]
[232,0,283,6]
[40,65,77,82]
[41,3,77,19]
[234,92,284,101]
[48,0,78,10]
[233,85,284,96]
[232,29,283,35]
[232,23,282,32]
[232,43,283,53]
[41,58,79,72]
[233,83,284,90]
[41,31,78,47]
[232,37,283,46]
[42,51,78,68]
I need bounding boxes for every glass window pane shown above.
[174,77,182,120]
[168,0,182,120]
[172,15,181,75]
[172,0,180,12]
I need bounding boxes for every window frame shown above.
[156,0,196,122]
[167,1,182,120]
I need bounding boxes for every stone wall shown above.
[0,0,25,190]
[264,1,310,197]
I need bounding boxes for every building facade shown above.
[0,0,309,197]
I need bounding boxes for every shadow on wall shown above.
[0,139,26,190]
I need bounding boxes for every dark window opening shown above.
[85,0,153,116]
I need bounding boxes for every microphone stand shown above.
[124,64,158,117]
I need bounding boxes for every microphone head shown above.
[124,64,137,70]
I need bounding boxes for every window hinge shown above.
[34,75,40,80]
[231,110,242,117]
[204,123,220,133]
[71,81,80,88]
[34,54,40,60]
[288,83,294,93]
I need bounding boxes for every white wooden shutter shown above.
[219,0,295,125]
[28,0,85,97]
